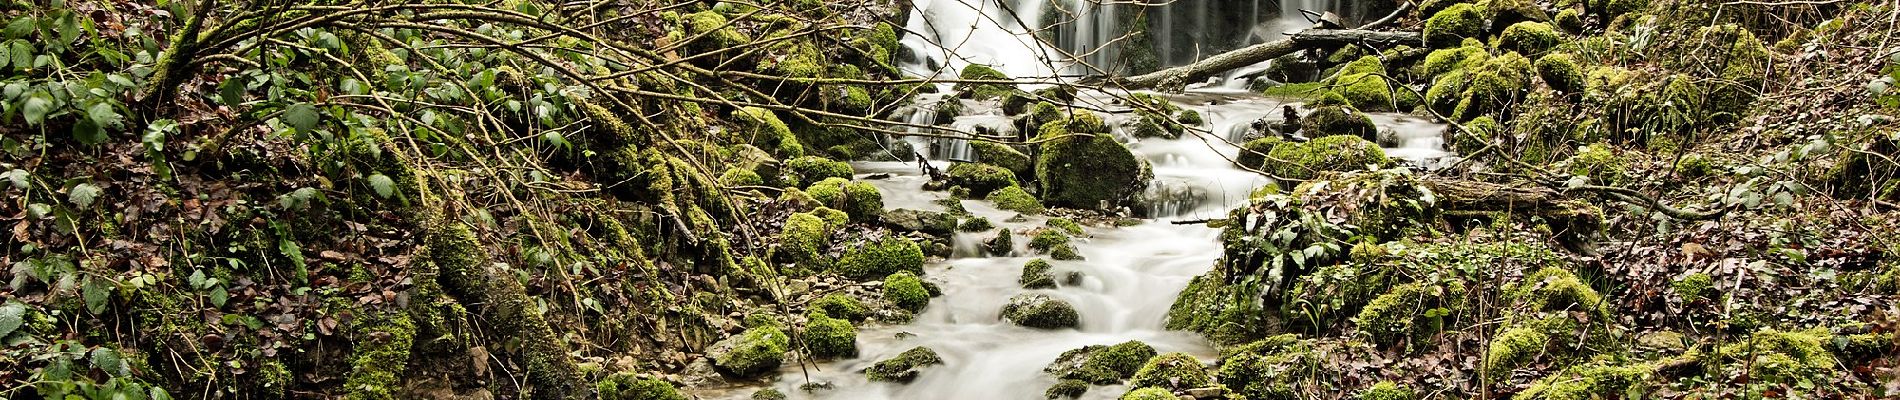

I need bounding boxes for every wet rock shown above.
[1044,340,1159,384]
[863,346,944,383]
[986,229,1014,256]
[1129,353,1211,392]
[1001,293,1080,329]
[881,208,958,236]
[1020,259,1057,289]
[707,325,790,377]
[680,358,726,388]
[1186,387,1225,399]
[946,163,1020,197]
[1035,112,1151,210]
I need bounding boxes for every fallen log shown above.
[1109,2,1419,90]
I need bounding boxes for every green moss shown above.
[1418,44,1488,80]
[865,346,944,382]
[986,228,1015,256]
[1178,109,1204,126]
[1235,137,1285,170]
[1300,106,1377,140]
[1358,381,1414,400]
[1332,73,1397,112]
[970,141,1033,178]
[1261,82,1325,98]
[1029,229,1072,252]
[1515,363,1650,400]
[813,207,849,227]
[811,293,868,322]
[1479,0,1550,27]
[1046,379,1088,399]
[711,325,791,376]
[1215,335,1329,399]
[752,388,787,400]
[883,271,931,312]
[734,107,804,160]
[1673,154,1716,178]
[1355,281,1467,348]
[1021,258,1057,289]
[343,311,416,400]
[804,310,859,358]
[957,64,1016,100]
[1497,22,1563,58]
[1483,322,1553,377]
[1085,341,1158,383]
[1120,388,1176,400]
[835,235,924,279]
[1128,352,1211,391]
[805,177,882,221]
[1564,143,1626,185]
[426,223,581,395]
[987,186,1045,214]
[1444,52,1535,121]
[1718,328,1838,384]
[1672,273,1714,303]
[1036,118,1149,209]
[947,163,1020,197]
[719,167,765,188]
[1264,135,1391,180]
[1534,53,1584,94]
[1588,0,1646,18]
[958,217,994,232]
[1424,4,1484,48]
[1453,116,1499,154]
[683,11,750,53]
[596,373,688,400]
[1314,91,1352,107]
[782,156,853,188]
[1047,218,1084,236]
[780,212,834,269]
[1508,267,1611,318]
[1002,293,1081,329]
[1553,8,1584,33]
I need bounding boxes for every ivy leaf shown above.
[68,183,101,209]
[282,102,319,133]
[21,93,51,125]
[367,173,395,198]
[0,302,24,339]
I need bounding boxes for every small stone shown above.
[1186,387,1224,398]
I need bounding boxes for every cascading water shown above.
[701,1,1449,399]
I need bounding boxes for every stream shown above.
[713,0,1446,398]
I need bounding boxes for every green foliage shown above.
[597,373,688,400]
[883,271,931,312]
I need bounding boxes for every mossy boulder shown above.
[682,11,751,54]
[1588,0,1647,18]
[1506,267,1612,319]
[1534,53,1584,94]
[596,373,688,400]
[1047,218,1084,236]
[1046,379,1089,399]
[956,64,1015,100]
[834,235,924,280]
[1235,137,1285,170]
[1036,115,1150,210]
[1128,352,1212,392]
[946,163,1020,197]
[986,228,1015,256]
[1478,0,1551,28]
[782,156,853,188]
[1358,381,1414,400]
[1717,328,1839,384]
[1482,315,1615,377]
[1044,340,1159,384]
[987,184,1045,214]
[805,177,882,221]
[1431,52,1535,122]
[1564,143,1626,185]
[864,346,944,383]
[1215,335,1323,400]
[958,216,994,232]
[1355,281,1467,348]
[1450,115,1499,154]
[1120,388,1177,400]
[881,208,958,236]
[779,212,835,269]
[883,271,931,312]
[1672,273,1715,303]
[970,141,1033,178]
[1020,258,1058,289]
[708,325,791,377]
[1262,135,1392,180]
[1001,293,1080,329]
[811,293,868,322]
[1424,4,1484,48]
[1301,106,1378,141]
[734,107,804,159]
[804,310,859,359]
[1514,363,1649,400]
[1496,22,1562,58]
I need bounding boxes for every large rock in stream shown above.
[1001,293,1080,329]
[1035,112,1151,210]
[706,325,790,377]
[863,346,944,383]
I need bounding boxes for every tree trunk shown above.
[1109,29,1421,90]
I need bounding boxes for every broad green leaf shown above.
[4,17,34,39]
[69,183,101,208]
[283,102,319,133]
[88,347,127,376]
[107,73,135,88]
[367,173,395,198]
[73,118,107,145]
[21,93,51,125]
[187,269,206,289]
[9,40,29,70]
[86,101,120,128]
[0,302,24,338]
[209,286,228,307]
[81,277,109,314]
[25,202,50,219]
[218,78,244,105]
[54,12,78,45]
[2,169,26,188]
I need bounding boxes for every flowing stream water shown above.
[705,1,1447,398]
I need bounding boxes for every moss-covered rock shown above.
[782,156,853,188]
[1553,8,1584,33]
[864,346,944,383]
[1589,0,1647,18]
[1021,258,1058,289]
[708,325,791,377]
[971,141,1033,178]
[1514,363,1649,400]
[1355,281,1467,348]
[1358,381,1414,400]
[1215,335,1328,399]
[1451,115,1499,154]
[1496,22,1563,58]
[1564,143,1626,185]
[833,234,923,279]
[1483,314,1615,378]
[1120,388,1177,400]
[596,372,688,400]
[1301,106,1378,141]
[780,212,835,269]
[806,177,882,221]
[1717,328,1839,384]
[1036,115,1150,210]
[1001,293,1080,329]
[986,228,1015,256]
[1047,218,1084,236]
[1672,272,1715,303]
[734,107,805,160]
[956,64,1015,100]
[958,216,994,232]
[1479,0,1551,28]
[804,310,859,359]
[811,293,868,322]
[1424,4,1484,48]
[1534,53,1584,94]
[683,11,751,55]
[1046,379,1088,399]
[1433,52,1535,121]
[883,271,931,312]
[1044,340,1159,384]
[1507,267,1611,319]
[987,185,1045,214]
[1263,135,1392,180]
[1128,352,1212,391]
[946,163,1020,197]
[1235,137,1285,171]
[344,311,416,400]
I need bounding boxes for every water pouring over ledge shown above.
[698,1,1449,398]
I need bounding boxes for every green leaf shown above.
[69,183,101,209]
[81,277,109,314]
[0,302,24,338]
[72,118,108,145]
[367,173,395,198]
[187,269,206,289]
[218,78,244,106]
[2,169,26,189]
[89,347,128,376]
[209,286,228,307]
[4,17,34,39]
[9,40,28,70]
[53,12,78,45]
[283,102,319,133]
[86,101,120,128]
[21,93,51,125]
[107,73,135,88]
